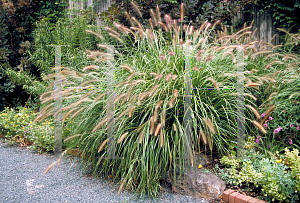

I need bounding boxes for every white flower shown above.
[18,113,22,116]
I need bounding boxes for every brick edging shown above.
[222,189,267,203]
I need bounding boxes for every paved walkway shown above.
[0,139,211,203]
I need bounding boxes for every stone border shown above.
[222,189,267,203]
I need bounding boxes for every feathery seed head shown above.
[155,123,162,137]
[180,3,184,22]
[173,89,179,97]
[108,32,124,44]
[159,54,166,60]
[156,4,162,22]
[150,9,158,26]
[148,18,154,30]
[164,14,172,30]
[125,11,134,27]
[172,75,177,80]
[167,50,175,56]
[131,1,142,17]
[83,65,100,71]
[105,26,120,37]
[117,132,129,144]
[120,65,133,72]
[158,21,168,32]
[165,73,172,81]
[193,66,199,71]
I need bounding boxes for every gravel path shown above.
[0,139,212,203]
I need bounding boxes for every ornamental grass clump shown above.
[38,1,299,197]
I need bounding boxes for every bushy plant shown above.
[37,1,299,198]
[0,106,72,153]
[218,148,299,202]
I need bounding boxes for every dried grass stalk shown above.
[71,106,87,119]
[202,118,216,135]
[244,93,257,101]
[92,118,107,132]
[251,50,272,59]
[98,139,107,153]
[155,74,163,80]
[155,123,162,137]
[114,93,127,104]
[95,93,106,102]
[116,108,131,121]
[162,109,166,127]
[42,74,55,81]
[180,3,184,22]
[86,30,104,40]
[150,9,158,26]
[138,91,150,105]
[165,73,172,81]
[150,116,155,135]
[168,97,176,108]
[129,106,135,118]
[173,89,179,97]
[149,85,160,97]
[160,129,164,148]
[265,61,283,69]
[129,95,138,106]
[62,108,76,122]
[131,1,142,17]
[44,161,58,175]
[245,105,260,120]
[139,131,144,144]
[117,132,129,144]
[208,77,218,89]
[199,130,207,145]
[120,65,133,72]
[173,123,177,132]
[108,32,124,44]
[245,82,261,87]
[64,134,82,142]
[252,120,267,134]
[153,110,158,123]
[155,100,164,110]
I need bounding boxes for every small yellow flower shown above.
[22,127,24,129]
[198,164,202,169]
[48,122,50,124]
[51,127,53,129]
[67,128,69,130]
[7,132,9,134]
[43,136,45,138]
[276,159,282,163]
[77,145,79,148]
[39,126,41,128]
[15,115,18,117]
[70,121,72,123]
[6,119,8,121]
[52,136,54,138]
[11,122,13,124]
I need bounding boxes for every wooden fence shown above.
[232,2,285,47]
[65,0,285,46]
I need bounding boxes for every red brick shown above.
[235,194,247,203]
[248,198,260,203]
[229,192,240,203]
[240,196,253,203]
[222,189,236,201]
